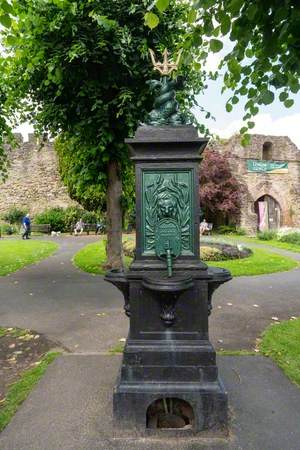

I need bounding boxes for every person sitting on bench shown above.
[74,219,84,235]
[200,218,210,235]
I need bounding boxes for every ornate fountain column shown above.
[105,50,231,434]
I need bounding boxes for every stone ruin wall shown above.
[210,134,300,233]
[2,132,300,234]
[0,134,77,217]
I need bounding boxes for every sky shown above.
[193,51,300,147]
[14,49,300,147]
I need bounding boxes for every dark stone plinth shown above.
[106,267,231,433]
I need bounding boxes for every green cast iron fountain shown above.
[105,48,231,434]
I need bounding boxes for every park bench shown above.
[70,223,98,235]
[84,223,98,235]
[30,224,51,234]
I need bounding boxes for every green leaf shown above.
[240,126,248,134]
[188,9,197,24]
[0,13,11,28]
[155,0,169,13]
[284,99,294,108]
[209,39,223,53]
[279,91,289,102]
[248,87,257,98]
[89,13,117,30]
[1,0,13,14]
[232,95,239,104]
[220,13,231,35]
[260,90,274,105]
[245,48,253,58]
[6,34,16,45]
[228,59,241,77]
[247,121,255,129]
[247,4,258,21]
[228,0,244,15]
[144,11,159,29]
[241,133,251,147]
[226,102,233,112]
[251,106,259,115]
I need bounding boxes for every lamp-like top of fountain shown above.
[142,272,194,293]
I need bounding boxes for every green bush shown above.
[81,211,99,224]
[279,232,300,245]
[63,206,84,230]
[235,227,247,236]
[0,224,17,235]
[34,206,103,232]
[2,207,27,224]
[34,208,66,231]
[257,230,278,241]
[217,225,237,235]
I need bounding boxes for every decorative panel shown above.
[141,169,194,256]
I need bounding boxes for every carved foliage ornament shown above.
[144,173,191,254]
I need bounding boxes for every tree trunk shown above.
[105,160,123,270]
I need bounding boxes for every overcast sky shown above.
[193,50,300,147]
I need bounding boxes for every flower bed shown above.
[122,239,252,262]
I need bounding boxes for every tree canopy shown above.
[55,135,135,215]
[147,0,300,144]
[0,0,205,268]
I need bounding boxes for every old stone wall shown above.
[0,134,77,216]
[210,134,300,234]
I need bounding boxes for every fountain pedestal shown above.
[105,126,231,433]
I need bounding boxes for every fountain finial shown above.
[145,48,188,126]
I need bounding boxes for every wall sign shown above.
[247,160,288,173]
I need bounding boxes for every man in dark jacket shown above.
[22,214,31,240]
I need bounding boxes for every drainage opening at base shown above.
[146,397,194,429]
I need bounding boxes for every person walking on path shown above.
[22,213,31,240]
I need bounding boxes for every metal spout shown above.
[166,248,172,277]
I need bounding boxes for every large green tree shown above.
[1,0,204,268]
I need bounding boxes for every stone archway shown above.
[254,194,282,231]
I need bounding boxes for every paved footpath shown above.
[1,354,300,450]
[1,236,300,352]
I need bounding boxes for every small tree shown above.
[200,149,243,225]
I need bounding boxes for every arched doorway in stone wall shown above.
[254,195,281,231]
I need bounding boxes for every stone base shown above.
[113,378,228,434]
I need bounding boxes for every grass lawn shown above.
[74,240,298,277]
[73,240,131,275]
[0,240,58,276]
[0,351,60,432]
[213,234,300,254]
[260,318,300,387]
[206,247,298,277]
